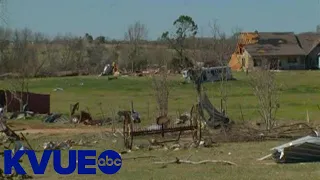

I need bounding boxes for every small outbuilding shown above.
[0,90,50,114]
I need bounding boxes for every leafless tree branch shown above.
[248,62,280,130]
[124,21,148,72]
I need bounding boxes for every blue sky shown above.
[6,0,320,40]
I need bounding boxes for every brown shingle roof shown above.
[296,32,320,54]
[244,32,305,56]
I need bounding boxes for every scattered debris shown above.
[42,139,93,150]
[117,110,141,124]
[182,66,234,84]
[203,137,214,148]
[270,131,320,163]
[43,113,69,123]
[0,117,33,179]
[154,157,237,166]
[99,62,119,77]
[53,88,64,91]
[69,102,104,126]
[209,122,317,144]
[43,140,74,150]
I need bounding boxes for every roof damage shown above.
[244,32,306,56]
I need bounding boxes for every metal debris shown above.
[53,88,64,91]
[271,131,320,163]
[44,113,69,123]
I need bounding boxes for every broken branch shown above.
[257,154,272,161]
[154,157,237,166]
[20,132,33,150]
[122,155,157,160]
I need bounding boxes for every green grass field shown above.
[2,70,320,123]
[1,70,320,180]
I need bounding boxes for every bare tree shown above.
[85,43,111,74]
[6,28,37,111]
[249,62,279,131]
[208,21,237,113]
[124,21,148,72]
[31,32,52,77]
[151,52,170,118]
[57,35,86,73]
[0,26,12,74]
[37,41,55,76]
[0,0,7,24]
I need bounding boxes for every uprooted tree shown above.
[249,62,280,131]
[161,15,198,72]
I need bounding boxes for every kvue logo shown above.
[4,149,122,175]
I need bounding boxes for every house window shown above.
[253,59,261,67]
[288,58,297,63]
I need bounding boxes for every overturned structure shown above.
[271,132,320,163]
[183,66,234,83]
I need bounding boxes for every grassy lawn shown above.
[0,70,320,179]
[2,70,320,124]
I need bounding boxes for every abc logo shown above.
[97,150,122,174]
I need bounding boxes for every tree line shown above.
[0,15,240,77]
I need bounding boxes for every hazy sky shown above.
[5,0,320,40]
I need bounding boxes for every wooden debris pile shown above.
[0,119,33,179]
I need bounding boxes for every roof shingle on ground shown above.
[243,32,305,56]
[296,32,320,54]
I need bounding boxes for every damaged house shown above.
[296,32,320,69]
[0,90,50,114]
[229,31,320,70]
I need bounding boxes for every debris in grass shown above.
[53,88,64,91]
[154,157,237,166]
[42,139,94,150]
[43,113,69,123]
[43,140,74,150]
[258,130,320,163]
[175,112,190,125]
[270,131,320,163]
